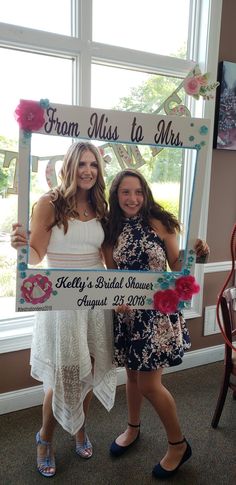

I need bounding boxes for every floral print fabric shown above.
[113,216,191,371]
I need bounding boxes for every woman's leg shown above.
[75,389,93,442]
[138,369,187,471]
[114,368,143,446]
[37,388,56,475]
[40,388,56,440]
[75,357,94,457]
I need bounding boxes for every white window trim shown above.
[0,0,223,352]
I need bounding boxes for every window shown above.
[0,0,71,35]
[91,64,187,239]
[0,0,223,352]
[0,48,73,324]
[92,0,190,58]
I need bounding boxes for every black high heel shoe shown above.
[110,423,140,457]
[152,437,192,479]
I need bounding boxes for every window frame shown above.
[0,0,223,352]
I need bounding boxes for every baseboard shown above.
[0,344,224,415]
[0,384,44,415]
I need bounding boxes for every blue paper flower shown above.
[18,262,27,271]
[23,130,32,139]
[40,98,50,109]
[160,281,169,289]
[199,125,208,135]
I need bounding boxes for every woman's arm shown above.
[29,195,55,264]
[101,243,118,269]
[150,218,181,270]
[150,218,210,271]
[164,232,182,271]
[11,194,55,265]
[102,243,130,313]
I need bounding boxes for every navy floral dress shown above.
[113,216,191,371]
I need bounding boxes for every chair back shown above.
[222,287,236,373]
[223,287,236,336]
[211,286,236,428]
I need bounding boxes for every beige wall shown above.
[1,0,236,394]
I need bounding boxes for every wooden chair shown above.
[211,287,236,428]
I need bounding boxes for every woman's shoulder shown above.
[32,193,55,222]
[149,217,167,238]
[150,217,177,238]
[35,192,54,208]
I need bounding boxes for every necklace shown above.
[77,200,91,218]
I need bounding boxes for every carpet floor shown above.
[1,362,236,485]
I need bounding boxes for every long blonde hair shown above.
[50,141,107,233]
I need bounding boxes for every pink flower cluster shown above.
[183,68,219,101]
[153,275,200,314]
[14,100,45,132]
[183,75,208,96]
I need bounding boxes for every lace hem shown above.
[31,355,116,435]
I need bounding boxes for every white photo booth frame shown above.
[16,100,210,312]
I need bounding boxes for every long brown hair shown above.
[49,142,107,233]
[107,168,180,244]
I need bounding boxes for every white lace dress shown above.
[30,219,117,435]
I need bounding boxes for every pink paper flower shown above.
[183,66,219,102]
[196,75,208,86]
[99,147,105,157]
[153,289,180,314]
[14,100,45,132]
[171,105,189,117]
[183,76,201,96]
[175,275,200,301]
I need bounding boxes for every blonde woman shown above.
[11,142,116,477]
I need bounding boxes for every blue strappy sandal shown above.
[36,431,56,477]
[76,427,93,459]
